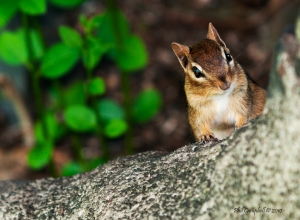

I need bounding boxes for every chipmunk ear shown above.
[171,42,190,69]
[207,23,226,47]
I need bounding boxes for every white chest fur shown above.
[213,94,235,124]
[210,89,237,139]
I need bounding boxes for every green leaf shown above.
[133,89,162,124]
[0,30,27,65]
[0,28,44,65]
[27,142,53,170]
[49,0,85,8]
[96,10,148,72]
[116,35,148,72]
[79,14,89,28]
[19,0,46,15]
[59,26,82,48]
[104,119,128,138]
[29,29,44,60]
[98,99,125,122]
[82,36,108,70]
[0,0,19,28]
[80,14,104,34]
[97,10,130,46]
[41,43,80,79]
[88,15,105,31]
[96,10,130,59]
[87,77,105,96]
[64,105,97,132]
[64,81,86,107]
[61,161,84,176]
[34,112,65,143]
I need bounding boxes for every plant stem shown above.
[86,67,93,80]
[93,99,109,160]
[120,71,134,154]
[21,14,44,121]
[106,0,135,155]
[52,80,88,167]
[21,13,57,177]
[70,133,86,168]
[48,157,58,178]
[53,80,64,109]
[86,67,109,161]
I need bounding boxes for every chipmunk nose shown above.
[219,82,231,90]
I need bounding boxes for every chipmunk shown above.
[171,23,266,143]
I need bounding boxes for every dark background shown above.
[0,0,299,180]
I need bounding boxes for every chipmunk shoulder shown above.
[171,23,266,143]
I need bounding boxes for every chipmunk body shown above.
[172,23,265,142]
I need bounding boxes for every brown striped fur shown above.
[171,23,265,142]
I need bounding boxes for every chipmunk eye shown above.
[224,51,232,63]
[192,66,204,78]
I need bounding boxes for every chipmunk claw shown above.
[199,134,218,144]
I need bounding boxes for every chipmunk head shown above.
[172,23,240,97]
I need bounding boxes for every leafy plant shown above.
[0,0,162,177]
[133,89,162,124]
[64,105,97,132]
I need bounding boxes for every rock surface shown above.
[1,14,300,220]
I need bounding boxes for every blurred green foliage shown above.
[0,0,162,177]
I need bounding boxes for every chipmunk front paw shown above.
[199,133,218,144]
[235,116,247,129]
